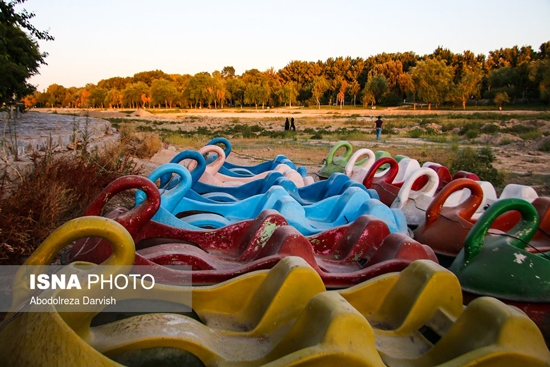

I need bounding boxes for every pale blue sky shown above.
[17,0,550,91]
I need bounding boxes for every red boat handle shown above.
[423,178,484,229]
[83,175,160,237]
[362,157,399,189]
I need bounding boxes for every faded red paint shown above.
[67,175,438,287]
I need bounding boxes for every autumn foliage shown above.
[26,42,550,110]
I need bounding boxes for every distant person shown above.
[285,118,290,131]
[375,116,383,141]
[290,117,296,131]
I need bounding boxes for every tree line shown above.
[23,42,550,110]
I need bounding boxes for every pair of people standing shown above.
[285,117,296,131]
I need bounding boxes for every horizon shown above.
[16,0,550,90]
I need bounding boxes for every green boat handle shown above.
[463,198,539,264]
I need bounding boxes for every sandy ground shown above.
[37,106,547,120]
[32,107,550,195]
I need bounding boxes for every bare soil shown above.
[34,107,550,195]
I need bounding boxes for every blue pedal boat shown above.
[139,163,407,235]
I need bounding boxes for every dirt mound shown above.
[525,136,550,151]
[501,119,550,131]
[131,109,155,118]
[475,133,523,146]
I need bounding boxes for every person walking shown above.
[375,116,383,141]
[285,118,290,131]
[290,117,296,131]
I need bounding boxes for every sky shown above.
[16,0,550,91]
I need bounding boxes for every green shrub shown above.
[427,135,448,143]
[441,122,457,132]
[503,125,536,134]
[382,123,396,135]
[380,92,402,106]
[459,122,481,135]
[481,124,500,135]
[500,137,512,145]
[137,125,154,132]
[196,126,210,135]
[465,129,479,139]
[540,140,550,152]
[449,146,504,186]
[520,130,542,140]
[311,132,323,139]
[408,129,423,138]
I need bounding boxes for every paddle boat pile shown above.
[2,139,548,366]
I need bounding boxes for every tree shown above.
[485,66,515,100]
[244,83,261,108]
[35,90,50,107]
[98,76,132,91]
[280,81,298,107]
[141,93,151,108]
[133,70,170,86]
[370,60,409,97]
[530,59,550,103]
[398,72,415,106]
[79,90,90,108]
[123,82,149,108]
[226,78,245,107]
[452,66,483,109]
[21,92,36,108]
[410,59,454,109]
[0,0,54,105]
[184,72,211,108]
[150,79,178,108]
[310,77,329,109]
[361,89,375,107]
[46,84,68,107]
[264,67,283,107]
[337,80,348,108]
[105,89,124,109]
[257,83,270,109]
[349,80,360,106]
[221,66,235,79]
[88,87,107,108]
[63,87,77,107]
[363,74,388,106]
[540,63,550,103]
[494,92,510,109]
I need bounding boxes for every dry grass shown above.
[120,126,163,159]
[162,133,209,150]
[0,144,142,264]
[381,143,456,166]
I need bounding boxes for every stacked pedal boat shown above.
[2,139,549,366]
